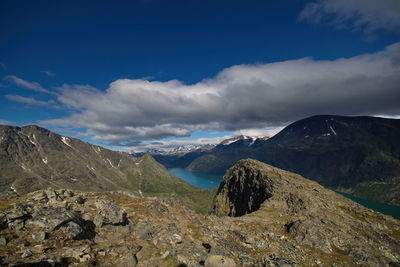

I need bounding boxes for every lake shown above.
[337,192,400,220]
[168,168,222,189]
[168,168,400,219]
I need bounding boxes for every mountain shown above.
[1,159,399,266]
[182,115,400,205]
[149,135,268,169]
[0,125,212,213]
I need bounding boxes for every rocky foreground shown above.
[0,160,400,266]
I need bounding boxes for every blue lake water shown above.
[337,192,400,220]
[168,168,400,219]
[168,168,223,189]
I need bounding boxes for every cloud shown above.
[0,119,11,125]
[40,42,400,143]
[40,70,55,76]
[4,75,54,94]
[233,127,284,138]
[300,0,400,37]
[127,126,284,152]
[5,94,58,108]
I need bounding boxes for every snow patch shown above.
[86,165,95,172]
[10,186,17,193]
[18,164,27,171]
[42,157,48,164]
[135,159,143,165]
[61,136,74,148]
[329,125,337,136]
[117,159,122,167]
[248,137,256,147]
[106,159,116,168]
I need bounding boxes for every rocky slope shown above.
[185,115,400,205]
[0,125,212,213]
[0,160,399,266]
[213,159,400,266]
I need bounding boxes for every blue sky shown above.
[1,0,400,151]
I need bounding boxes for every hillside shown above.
[178,115,400,205]
[0,125,212,213]
[0,160,399,266]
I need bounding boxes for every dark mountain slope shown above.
[0,125,212,213]
[188,115,400,204]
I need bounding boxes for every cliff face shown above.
[213,159,400,265]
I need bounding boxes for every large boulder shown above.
[94,199,127,226]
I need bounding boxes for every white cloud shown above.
[233,127,284,138]
[4,75,54,94]
[374,114,400,120]
[5,94,57,108]
[40,70,55,76]
[300,0,400,37]
[41,42,400,143]
[0,119,11,125]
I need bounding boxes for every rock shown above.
[0,214,8,229]
[27,207,84,231]
[0,236,7,246]
[21,250,33,258]
[254,255,300,267]
[285,219,337,253]
[204,255,236,267]
[93,214,104,228]
[32,231,47,241]
[63,221,83,240]
[75,196,85,204]
[95,199,127,225]
[212,160,276,216]
[123,253,138,267]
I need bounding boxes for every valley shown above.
[150,115,400,206]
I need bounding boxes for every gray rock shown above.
[32,231,47,241]
[0,214,8,229]
[27,207,84,231]
[93,214,104,228]
[75,196,85,204]
[124,253,138,267]
[204,255,236,267]
[95,199,127,225]
[21,250,33,258]
[64,221,84,240]
[65,190,74,197]
[286,219,334,253]
[0,236,7,246]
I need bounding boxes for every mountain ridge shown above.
[0,124,213,214]
[149,115,400,205]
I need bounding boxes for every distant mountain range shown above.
[0,125,212,213]
[148,115,400,205]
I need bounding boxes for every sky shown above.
[0,0,399,152]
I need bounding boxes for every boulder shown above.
[27,207,84,231]
[32,231,47,242]
[95,199,127,225]
[205,255,236,267]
